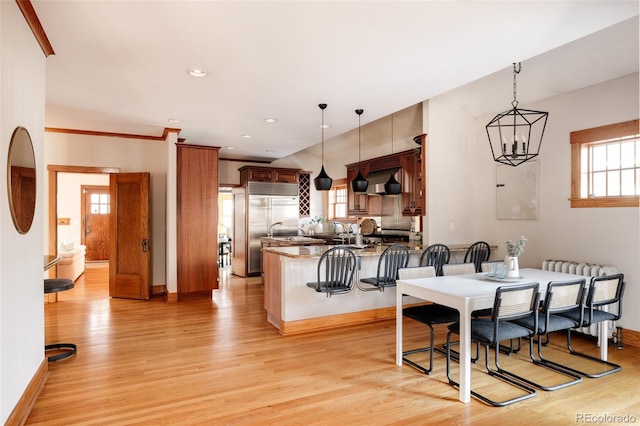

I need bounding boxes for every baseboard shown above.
[622,328,640,348]
[5,359,49,426]
[278,307,396,335]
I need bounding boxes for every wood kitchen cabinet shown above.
[401,149,423,216]
[346,164,369,215]
[346,145,424,217]
[239,166,299,185]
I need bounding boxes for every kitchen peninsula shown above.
[262,244,424,335]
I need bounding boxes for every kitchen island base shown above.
[263,246,422,335]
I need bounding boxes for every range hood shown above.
[365,168,400,195]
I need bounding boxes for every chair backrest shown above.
[544,279,586,313]
[493,282,540,322]
[442,262,475,276]
[317,247,357,292]
[585,273,625,322]
[541,279,586,325]
[464,241,491,272]
[419,244,450,276]
[398,266,436,280]
[376,244,410,283]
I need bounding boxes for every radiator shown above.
[541,259,618,340]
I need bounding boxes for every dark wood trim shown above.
[219,157,272,164]
[45,127,181,141]
[15,0,55,57]
[5,359,48,425]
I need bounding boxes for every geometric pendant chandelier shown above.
[486,62,549,167]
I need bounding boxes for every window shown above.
[90,193,110,214]
[328,181,347,220]
[571,119,639,208]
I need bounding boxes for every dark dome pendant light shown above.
[313,103,333,191]
[384,113,402,195]
[351,109,369,193]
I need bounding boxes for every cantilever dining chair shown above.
[510,279,586,391]
[306,247,357,297]
[446,282,540,407]
[358,244,409,292]
[419,244,450,276]
[399,266,459,374]
[464,241,491,273]
[556,273,625,378]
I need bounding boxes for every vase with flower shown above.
[505,236,527,278]
[310,215,324,234]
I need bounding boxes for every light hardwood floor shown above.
[28,264,640,425]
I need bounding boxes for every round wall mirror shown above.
[7,126,36,234]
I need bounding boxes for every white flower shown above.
[506,236,527,257]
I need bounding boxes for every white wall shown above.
[428,72,640,332]
[44,133,168,287]
[57,173,109,245]
[0,3,47,422]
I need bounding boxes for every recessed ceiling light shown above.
[187,68,207,77]
[241,134,252,139]
[225,146,235,150]
[318,124,331,129]
[168,118,182,123]
[264,118,278,123]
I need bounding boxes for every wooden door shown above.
[109,173,151,300]
[81,185,110,261]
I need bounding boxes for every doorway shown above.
[218,187,234,269]
[47,165,119,287]
[81,185,110,262]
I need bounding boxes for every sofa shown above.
[57,242,86,282]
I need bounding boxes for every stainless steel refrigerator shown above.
[233,182,299,276]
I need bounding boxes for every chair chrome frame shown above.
[357,244,409,292]
[306,247,357,297]
[446,282,540,406]
[558,274,625,378]
[510,279,586,391]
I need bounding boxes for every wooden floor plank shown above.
[27,264,640,425]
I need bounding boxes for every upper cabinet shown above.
[345,138,425,217]
[239,166,300,185]
[346,164,370,215]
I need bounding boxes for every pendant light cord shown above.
[391,113,394,154]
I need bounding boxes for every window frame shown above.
[570,119,639,208]
[327,178,348,220]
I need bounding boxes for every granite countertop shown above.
[261,236,325,244]
[262,244,425,259]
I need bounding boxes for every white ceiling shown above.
[33,1,638,162]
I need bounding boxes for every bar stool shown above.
[44,278,77,362]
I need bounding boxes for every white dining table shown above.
[396,268,605,403]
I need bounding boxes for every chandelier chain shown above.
[512,62,522,107]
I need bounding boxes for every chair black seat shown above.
[558,307,618,324]
[360,276,396,288]
[44,278,74,293]
[512,313,578,334]
[306,281,351,295]
[404,304,459,325]
[449,318,533,343]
